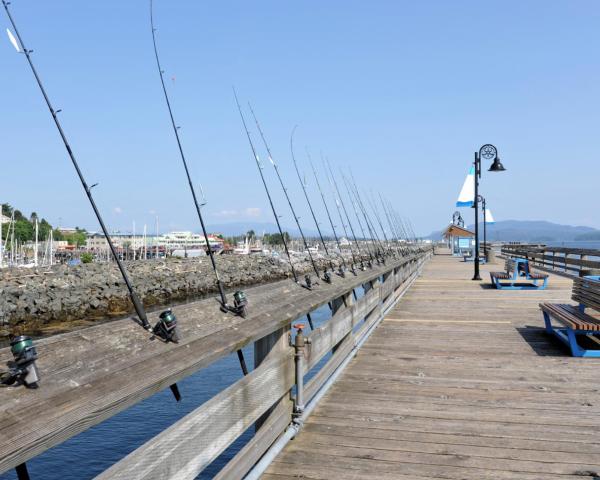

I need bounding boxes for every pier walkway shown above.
[263,253,600,479]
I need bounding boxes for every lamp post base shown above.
[472,275,482,281]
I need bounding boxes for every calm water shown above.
[546,241,600,250]
[0,288,366,480]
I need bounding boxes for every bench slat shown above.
[540,303,600,331]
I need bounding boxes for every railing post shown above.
[292,324,309,417]
[331,290,353,355]
[253,324,291,431]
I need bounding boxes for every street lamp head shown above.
[488,156,506,172]
[479,144,497,161]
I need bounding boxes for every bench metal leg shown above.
[565,329,586,357]
[543,312,600,357]
[542,311,553,334]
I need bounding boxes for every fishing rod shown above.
[339,172,377,266]
[308,155,349,277]
[150,1,246,317]
[392,207,413,251]
[257,124,320,288]
[400,215,415,243]
[366,192,394,258]
[1,1,185,345]
[345,173,387,263]
[384,198,405,243]
[150,1,248,374]
[286,128,327,285]
[233,93,299,285]
[321,159,359,275]
[245,108,320,290]
[236,98,315,328]
[325,160,368,270]
[407,219,418,242]
[288,142,337,282]
[354,187,386,264]
[379,193,406,256]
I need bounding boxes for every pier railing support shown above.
[253,324,291,431]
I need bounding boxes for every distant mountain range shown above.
[427,220,600,243]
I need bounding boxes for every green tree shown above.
[80,252,94,263]
[63,228,87,247]
[38,219,52,240]
[53,229,65,241]
[13,210,25,221]
[264,232,290,245]
[13,219,34,243]
[2,204,13,217]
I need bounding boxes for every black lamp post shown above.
[472,144,505,281]
[473,194,488,257]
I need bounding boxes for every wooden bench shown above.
[540,275,600,357]
[490,258,548,290]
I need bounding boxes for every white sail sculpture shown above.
[485,209,495,224]
[456,166,475,207]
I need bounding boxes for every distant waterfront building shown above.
[85,231,224,252]
[57,227,79,235]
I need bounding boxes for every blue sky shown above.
[1,1,599,236]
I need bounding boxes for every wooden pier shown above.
[263,252,600,479]
[0,247,432,479]
[4,247,600,479]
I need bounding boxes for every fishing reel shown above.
[304,274,313,290]
[337,266,346,278]
[153,309,180,343]
[323,270,332,284]
[0,335,40,389]
[220,290,248,318]
[231,290,248,318]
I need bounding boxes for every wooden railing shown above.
[0,246,432,480]
[501,244,600,276]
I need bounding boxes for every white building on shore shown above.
[85,231,224,252]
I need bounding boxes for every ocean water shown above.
[545,241,600,250]
[0,289,363,480]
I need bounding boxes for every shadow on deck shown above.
[264,254,600,479]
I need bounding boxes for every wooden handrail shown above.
[501,244,600,275]
[0,247,432,477]
[96,252,429,480]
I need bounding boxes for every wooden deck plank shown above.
[263,253,600,479]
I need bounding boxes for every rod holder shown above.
[291,323,310,417]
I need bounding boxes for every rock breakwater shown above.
[0,254,341,336]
